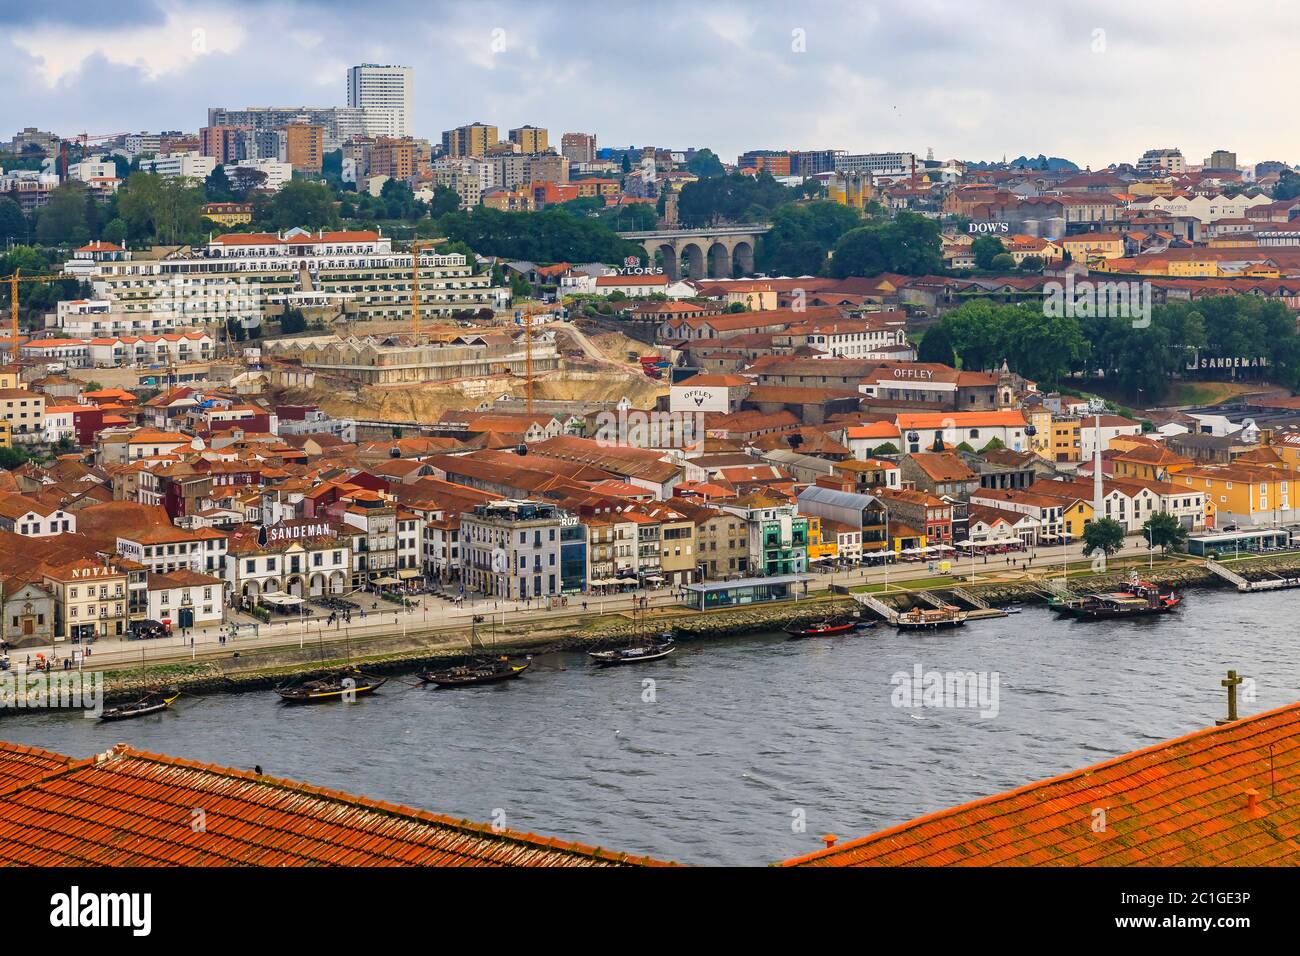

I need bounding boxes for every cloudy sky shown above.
[1,0,1295,169]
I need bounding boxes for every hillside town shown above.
[2,14,1300,901]
[5,94,1300,650]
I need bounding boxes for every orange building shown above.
[282,123,323,172]
[370,136,415,180]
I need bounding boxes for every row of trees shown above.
[921,294,1300,396]
[435,205,646,264]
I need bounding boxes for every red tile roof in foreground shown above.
[783,701,1300,867]
[0,742,672,867]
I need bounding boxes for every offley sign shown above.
[617,255,663,276]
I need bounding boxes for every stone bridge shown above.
[616,224,772,280]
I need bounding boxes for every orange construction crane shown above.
[59,133,127,182]
[4,269,67,348]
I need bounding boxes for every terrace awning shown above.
[397,569,422,579]
[371,576,401,585]
[260,593,303,606]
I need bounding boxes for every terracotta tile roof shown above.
[0,743,74,792]
[784,700,1300,867]
[907,452,977,483]
[0,742,673,867]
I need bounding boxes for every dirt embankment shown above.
[278,363,666,423]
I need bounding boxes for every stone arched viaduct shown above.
[616,224,772,281]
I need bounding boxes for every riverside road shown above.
[5,537,1165,673]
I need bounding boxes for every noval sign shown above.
[968,222,1010,234]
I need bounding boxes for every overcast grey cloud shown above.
[0,0,1294,168]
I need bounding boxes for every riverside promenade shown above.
[2,537,1185,678]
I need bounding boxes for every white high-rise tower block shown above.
[347,64,413,137]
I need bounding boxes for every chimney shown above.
[1246,788,1264,818]
[822,833,838,849]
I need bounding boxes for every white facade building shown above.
[139,151,216,181]
[348,64,413,137]
[232,158,293,191]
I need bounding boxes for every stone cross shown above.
[1217,669,1244,726]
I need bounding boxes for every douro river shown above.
[4,589,1296,865]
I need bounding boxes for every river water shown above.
[3,587,1297,866]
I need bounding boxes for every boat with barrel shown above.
[895,605,968,631]
[420,613,531,688]
[100,688,181,722]
[421,655,530,688]
[786,616,871,639]
[275,666,387,703]
[1049,577,1181,621]
[589,632,676,666]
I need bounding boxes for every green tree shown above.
[205,165,234,203]
[1082,517,1126,556]
[978,437,1005,453]
[0,447,29,469]
[829,213,942,278]
[756,201,862,276]
[35,182,90,246]
[265,179,339,230]
[872,441,899,455]
[1274,171,1300,200]
[917,325,956,366]
[990,252,1016,271]
[686,149,725,178]
[117,172,205,244]
[0,198,25,243]
[1019,255,1044,271]
[101,218,128,246]
[971,235,1005,270]
[280,307,307,334]
[428,186,461,218]
[677,171,795,227]
[1142,511,1188,553]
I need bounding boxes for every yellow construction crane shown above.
[4,268,68,350]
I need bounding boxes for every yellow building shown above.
[0,388,44,445]
[1061,232,1125,262]
[0,418,10,448]
[1029,411,1081,463]
[0,365,19,390]
[1111,443,1193,482]
[1034,496,1097,541]
[806,516,838,563]
[201,202,253,226]
[43,559,130,643]
[1127,181,1176,197]
[1175,463,1299,528]
[828,172,874,212]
